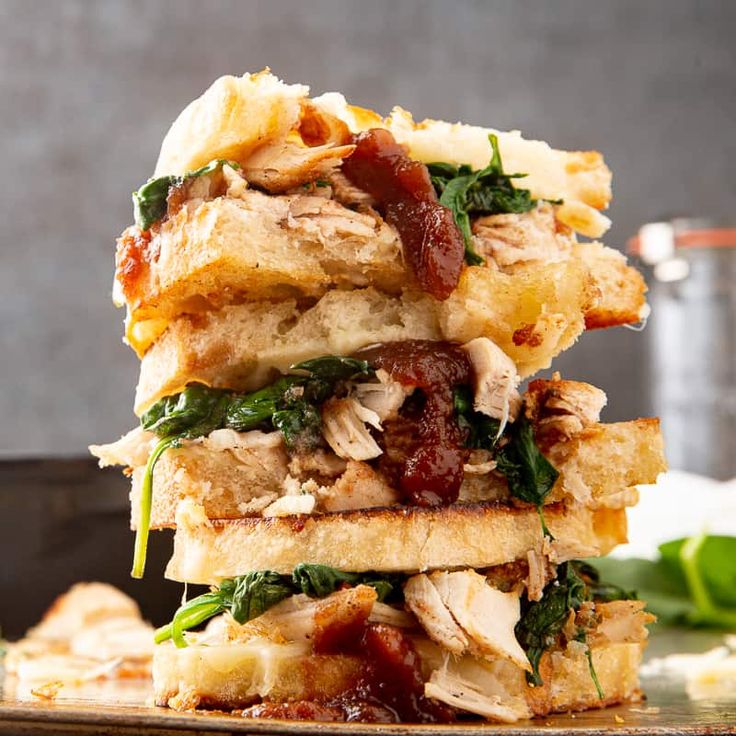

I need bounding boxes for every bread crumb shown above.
[31,681,63,700]
[614,714,625,723]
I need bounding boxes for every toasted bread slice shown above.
[117,189,644,359]
[164,501,626,584]
[153,629,646,721]
[95,418,662,528]
[132,245,644,414]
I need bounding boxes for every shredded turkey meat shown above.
[526,372,607,441]
[321,397,383,461]
[241,141,355,193]
[471,202,574,270]
[351,369,413,423]
[461,337,521,434]
[404,570,529,670]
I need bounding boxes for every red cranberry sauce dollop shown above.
[356,340,471,506]
[341,128,465,300]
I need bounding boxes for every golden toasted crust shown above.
[132,241,644,414]
[164,502,627,584]
[123,419,663,528]
[153,635,645,720]
[577,243,648,329]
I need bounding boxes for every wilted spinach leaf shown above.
[495,414,559,539]
[428,134,542,266]
[132,159,239,231]
[155,564,403,647]
[515,562,588,686]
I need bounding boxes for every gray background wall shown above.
[1,0,734,455]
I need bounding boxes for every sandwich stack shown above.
[92,71,666,723]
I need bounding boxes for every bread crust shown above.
[164,502,627,584]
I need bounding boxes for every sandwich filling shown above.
[94,340,627,577]
[152,560,652,722]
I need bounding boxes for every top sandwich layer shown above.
[114,71,642,360]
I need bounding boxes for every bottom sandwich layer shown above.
[153,630,646,723]
[152,560,653,723]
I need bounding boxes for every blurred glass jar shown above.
[629,219,735,480]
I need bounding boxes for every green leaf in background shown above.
[659,535,736,609]
[588,535,736,629]
[132,159,239,231]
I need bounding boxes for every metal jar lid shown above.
[627,218,736,282]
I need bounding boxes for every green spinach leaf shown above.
[155,565,404,647]
[591,535,736,629]
[226,571,294,624]
[495,414,559,539]
[428,134,541,266]
[292,563,402,602]
[515,562,588,686]
[453,385,501,450]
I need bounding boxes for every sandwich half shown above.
[113,71,646,413]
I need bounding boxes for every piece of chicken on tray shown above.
[91,71,665,723]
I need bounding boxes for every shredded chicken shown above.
[284,194,390,243]
[262,493,316,517]
[319,460,399,512]
[590,600,655,646]
[368,602,416,628]
[461,338,521,434]
[524,548,556,602]
[351,369,412,422]
[328,170,377,209]
[471,203,573,269]
[526,372,607,440]
[404,575,469,655]
[405,570,529,670]
[423,655,532,722]
[242,141,355,193]
[89,427,156,469]
[463,449,497,475]
[321,397,383,461]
